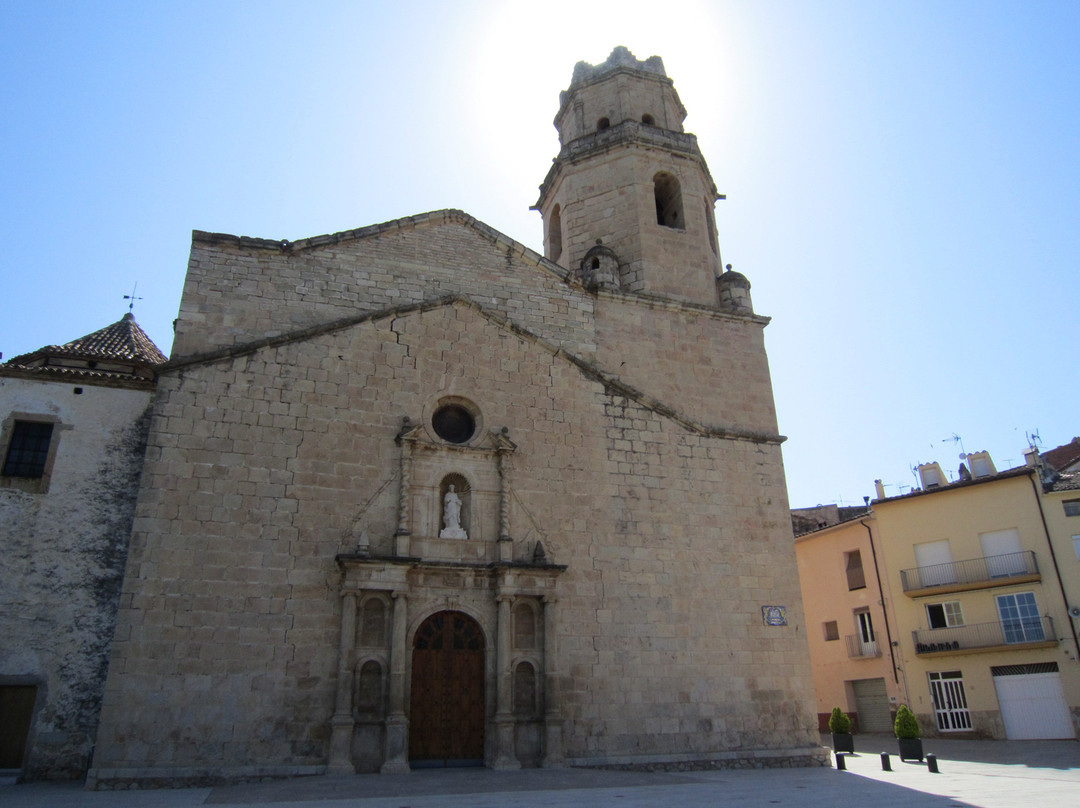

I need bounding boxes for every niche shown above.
[438,473,471,539]
[353,659,385,719]
[513,661,538,716]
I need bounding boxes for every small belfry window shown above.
[653,172,684,230]
[2,421,54,478]
[548,204,563,263]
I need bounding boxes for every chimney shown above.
[874,479,886,499]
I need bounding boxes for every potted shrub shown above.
[829,706,854,753]
[894,704,924,762]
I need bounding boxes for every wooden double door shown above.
[409,611,486,767]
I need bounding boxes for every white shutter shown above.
[914,540,955,586]
[980,528,1025,576]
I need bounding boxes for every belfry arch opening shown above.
[548,204,562,262]
[654,172,684,230]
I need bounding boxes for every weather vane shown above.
[123,283,143,312]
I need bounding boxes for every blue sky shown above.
[2,1,1077,508]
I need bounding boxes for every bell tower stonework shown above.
[534,46,724,306]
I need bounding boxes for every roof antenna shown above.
[941,433,966,459]
[123,282,143,313]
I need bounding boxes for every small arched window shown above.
[642,113,655,125]
[548,204,563,262]
[704,198,718,255]
[654,172,684,230]
[597,117,610,131]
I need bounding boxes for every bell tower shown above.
[534,47,725,307]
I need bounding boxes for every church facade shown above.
[89,48,821,785]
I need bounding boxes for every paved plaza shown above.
[3,735,1077,808]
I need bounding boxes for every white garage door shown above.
[992,665,1075,740]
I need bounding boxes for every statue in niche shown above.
[439,484,468,539]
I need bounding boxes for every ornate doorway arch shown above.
[409,611,486,767]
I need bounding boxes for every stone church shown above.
[86,47,821,784]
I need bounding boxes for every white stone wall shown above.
[0,375,153,779]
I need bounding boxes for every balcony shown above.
[900,551,1040,597]
[844,635,881,659]
[912,616,1057,656]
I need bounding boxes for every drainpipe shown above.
[861,518,900,684]
[1027,471,1080,662]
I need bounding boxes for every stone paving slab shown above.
[2,737,1077,808]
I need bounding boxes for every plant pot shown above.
[831,732,854,753]
[897,737,923,762]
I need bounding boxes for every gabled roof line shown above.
[193,208,572,286]
[191,208,766,324]
[872,465,1035,504]
[793,511,873,540]
[164,295,784,447]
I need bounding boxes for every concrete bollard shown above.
[927,753,939,773]
[880,752,892,771]
[835,752,846,770]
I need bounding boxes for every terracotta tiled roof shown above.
[1041,437,1080,473]
[7,313,167,367]
[3,314,166,386]
[1049,470,1080,493]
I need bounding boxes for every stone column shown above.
[395,434,413,556]
[381,590,411,774]
[496,446,513,562]
[328,590,358,773]
[542,595,564,767]
[492,593,519,769]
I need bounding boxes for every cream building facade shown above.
[795,444,1080,742]
[87,48,821,786]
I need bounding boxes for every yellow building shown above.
[793,506,904,733]
[796,442,1080,741]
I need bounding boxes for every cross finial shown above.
[123,282,144,312]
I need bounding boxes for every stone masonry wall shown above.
[172,212,595,361]
[92,289,817,779]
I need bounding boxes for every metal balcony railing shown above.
[900,551,1039,592]
[912,616,1055,655]
[844,635,881,659]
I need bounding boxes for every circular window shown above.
[432,403,476,444]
